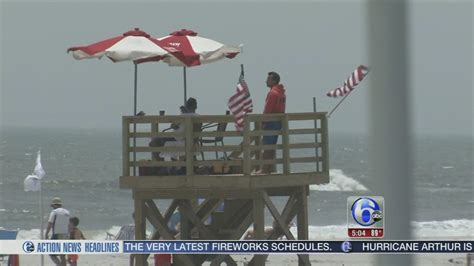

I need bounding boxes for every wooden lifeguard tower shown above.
[120,112,329,265]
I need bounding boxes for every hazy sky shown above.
[1,1,472,136]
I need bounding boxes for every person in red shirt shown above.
[264,72,286,115]
[260,71,286,173]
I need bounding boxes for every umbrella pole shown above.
[133,63,138,176]
[134,63,138,116]
[183,67,187,105]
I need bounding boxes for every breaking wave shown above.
[15,220,473,240]
[310,169,368,191]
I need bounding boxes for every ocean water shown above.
[0,127,472,239]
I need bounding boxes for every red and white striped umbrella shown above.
[140,29,242,104]
[67,28,169,115]
[68,28,169,177]
[68,28,167,63]
[156,29,241,67]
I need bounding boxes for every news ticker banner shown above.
[0,240,472,255]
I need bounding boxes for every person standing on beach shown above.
[45,197,71,266]
[260,71,286,173]
[68,217,85,266]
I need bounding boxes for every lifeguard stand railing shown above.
[121,112,329,182]
[120,112,329,266]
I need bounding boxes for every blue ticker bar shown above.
[122,240,473,254]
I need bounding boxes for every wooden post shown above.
[313,98,320,172]
[297,187,310,266]
[151,123,158,134]
[150,112,163,160]
[249,192,300,266]
[151,111,164,136]
[243,117,251,175]
[254,121,262,172]
[151,121,158,162]
[122,117,130,177]
[179,201,191,240]
[252,191,265,265]
[320,115,329,173]
[176,202,192,265]
[134,199,147,265]
[262,191,295,240]
[282,115,290,174]
[184,116,198,211]
[185,116,194,176]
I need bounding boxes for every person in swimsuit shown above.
[67,217,85,266]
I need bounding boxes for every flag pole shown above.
[36,149,45,266]
[40,184,44,266]
[327,91,353,118]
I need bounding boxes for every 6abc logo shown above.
[351,197,383,226]
[22,241,35,253]
[347,196,384,238]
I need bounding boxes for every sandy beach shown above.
[17,252,472,266]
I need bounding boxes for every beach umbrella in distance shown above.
[139,29,242,105]
[67,28,169,115]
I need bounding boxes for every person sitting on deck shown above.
[149,98,199,162]
[149,97,202,174]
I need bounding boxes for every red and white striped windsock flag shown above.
[326,65,370,97]
[228,79,253,131]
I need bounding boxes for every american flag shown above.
[327,65,370,97]
[228,79,253,131]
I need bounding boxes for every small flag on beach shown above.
[34,150,45,179]
[25,150,45,192]
[327,65,370,97]
[24,174,41,192]
[228,79,253,131]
